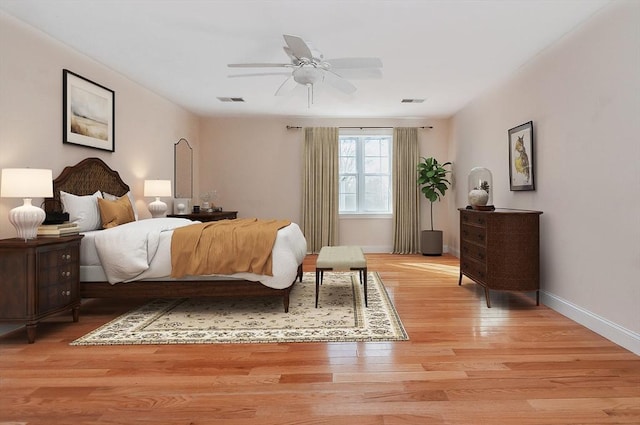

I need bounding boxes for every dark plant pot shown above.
[421,230,443,256]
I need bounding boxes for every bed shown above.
[44,157,307,312]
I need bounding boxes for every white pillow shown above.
[103,191,138,220]
[60,190,103,232]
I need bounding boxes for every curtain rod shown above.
[286,125,433,130]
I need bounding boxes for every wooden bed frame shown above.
[44,157,302,312]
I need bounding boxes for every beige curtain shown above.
[302,127,339,253]
[392,127,420,254]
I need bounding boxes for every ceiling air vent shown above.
[401,98,425,103]
[217,97,245,103]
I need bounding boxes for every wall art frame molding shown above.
[63,69,115,152]
[508,120,535,191]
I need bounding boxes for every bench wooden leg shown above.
[363,268,368,307]
[315,268,320,308]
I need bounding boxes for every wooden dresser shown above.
[167,211,237,222]
[0,235,83,343]
[458,208,542,307]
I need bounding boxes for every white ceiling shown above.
[0,0,610,118]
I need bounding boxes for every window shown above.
[339,131,392,214]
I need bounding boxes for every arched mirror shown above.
[174,138,193,199]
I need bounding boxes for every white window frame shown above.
[338,129,393,216]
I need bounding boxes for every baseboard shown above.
[359,245,453,254]
[541,291,640,355]
[361,245,393,253]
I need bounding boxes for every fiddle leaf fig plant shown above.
[417,156,452,231]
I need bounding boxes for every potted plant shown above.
[417,156,452,255]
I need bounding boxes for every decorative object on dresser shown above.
[508,121,535,191]
[143,179,172,218]
[417,156,452,255]
[0,168,53,240]
[172,198,191,215]
[467,167,495,210]
[167,210,237,222]
[63,69,115,152]
[458,208,542,308]
[0,234,83,343]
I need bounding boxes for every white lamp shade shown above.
[143,180,172,197]
[1,168,53,198]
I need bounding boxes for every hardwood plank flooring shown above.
[1,254,638,424]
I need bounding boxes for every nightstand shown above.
[168,211,238,222]
[0,234,83,343]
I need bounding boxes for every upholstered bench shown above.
[315,246,368,308]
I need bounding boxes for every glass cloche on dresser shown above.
[467,167,495,210]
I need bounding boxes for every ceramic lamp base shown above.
[9,198,45,240]
[148,198,167,218]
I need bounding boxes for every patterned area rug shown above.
[71,272,408,345]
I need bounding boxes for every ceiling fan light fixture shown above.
[292,67,323,86]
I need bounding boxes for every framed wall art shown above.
[63,69,115,152]
[508,121,535,191]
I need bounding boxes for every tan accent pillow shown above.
[97,195,135,229]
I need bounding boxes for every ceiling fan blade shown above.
[228,72,291,78]
[323,71,357,95]
[228,63,291,68]
[325,57,383,69]
[283,34,313,61]
[275,75,298,96]
[334,68,383,79]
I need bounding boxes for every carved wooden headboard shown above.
[44,157,130,213]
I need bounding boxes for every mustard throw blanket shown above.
[170,218,291,278]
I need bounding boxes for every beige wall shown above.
[449,1,640,353]
[199,116,450,252]
[0,12,200,239]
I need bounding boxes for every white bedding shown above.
[86,218,307,290]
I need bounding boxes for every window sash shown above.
[339,133,392,214]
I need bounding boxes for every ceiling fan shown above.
[228,34,383,107]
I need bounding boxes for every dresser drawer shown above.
[460,241,486,262]
[461,211,488,228]
[460,257,487,282]
[461,224,487,246]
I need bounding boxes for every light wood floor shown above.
[1,254,638,425]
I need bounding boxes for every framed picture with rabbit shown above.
[508,121,535,191]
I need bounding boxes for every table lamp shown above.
[1,168,53,240]
[144,179,171,218]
